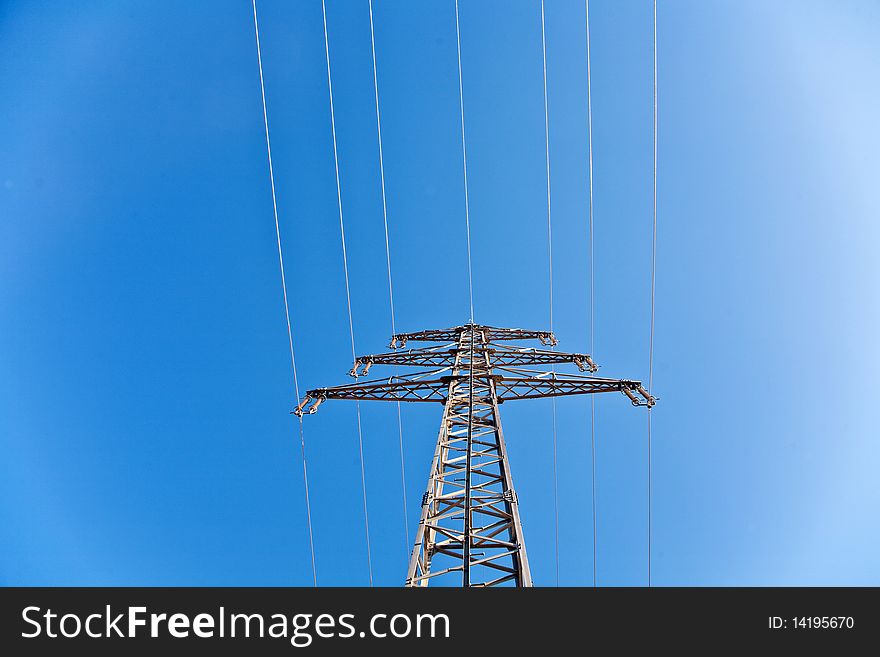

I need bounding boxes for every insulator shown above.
[293,396,312,417]
[622,386,640,405]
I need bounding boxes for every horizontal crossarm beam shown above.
[294,374,653,415]
[295,378,449,414]
[494,376,654,405]
[390,324,556,349]
[350,346,597,376]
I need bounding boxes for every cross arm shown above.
[349,345,598,376]
[389,324,556,348]
[294,372,654,415]
[493,375,655,406]
[294,377,450,415]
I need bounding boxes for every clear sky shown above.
[2,0,879,586]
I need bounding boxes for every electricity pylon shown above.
[295,323,654,587]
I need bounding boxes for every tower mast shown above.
[295,323,653,587]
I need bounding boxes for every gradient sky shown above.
[2,0,879,586]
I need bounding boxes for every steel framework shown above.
[295,323,654,587]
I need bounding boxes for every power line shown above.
[585,0,598,589]
[251,0,316,587]
[539,0,559,587]
[368,0,409,566]
[648,0,658,588]
[321,0,373,587]
[541,1,554,337]
[454,0,475,322]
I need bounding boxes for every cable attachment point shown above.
[637,384,656,408]
[293,394,326,417]
[573,354,599,373]
[538,332,558,347]
[348,358,373,378]
[621,383,656,408]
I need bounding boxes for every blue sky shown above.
[2,0,879,586]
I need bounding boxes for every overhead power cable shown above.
[251,0,317,586]
[585,0,598,588]
[453,0,475,322]
[321,0,374,587]
[648,0,658,588]
[539,0,560,587]
[368,0,410,566]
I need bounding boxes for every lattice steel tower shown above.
[295,323,654,587]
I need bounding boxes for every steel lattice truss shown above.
[295,323,654,587]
